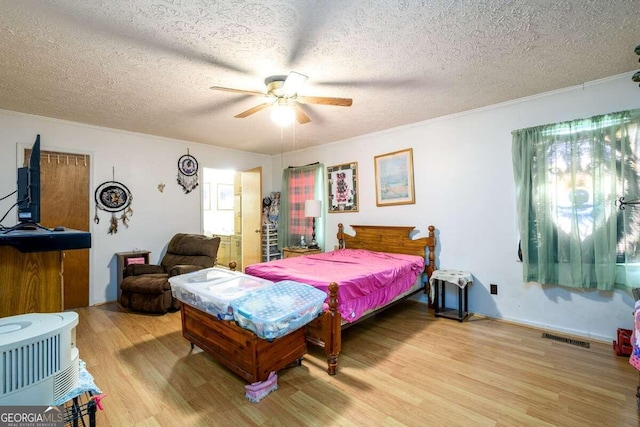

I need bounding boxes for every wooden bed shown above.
[295,223,436,376]
[182,223,437,380]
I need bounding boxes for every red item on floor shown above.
[613,328,633,356]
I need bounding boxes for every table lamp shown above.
[304,199,321,249]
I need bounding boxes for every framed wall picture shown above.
[217,184,234,210]
[327,162,358,213]
[374,148,415,206]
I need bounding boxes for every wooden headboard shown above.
[336,223,437,277]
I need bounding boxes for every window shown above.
[512,109,640,290]
[278,163,325,249]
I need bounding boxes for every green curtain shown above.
[278,163,325,250]
[512,109,640,290]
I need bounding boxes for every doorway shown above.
[25,148,90,309]
[203,167,262,271]
[203,168,236,268]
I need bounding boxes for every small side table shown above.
[115,250,151,300]
[429,269,472,322]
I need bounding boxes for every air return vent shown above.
[542,332,590,348]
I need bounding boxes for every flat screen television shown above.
[2,135,45,233]
[17,134,41,225]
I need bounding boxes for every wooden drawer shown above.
[180,303,306,383]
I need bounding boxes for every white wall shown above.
[270,73,640,341]
[0,110,271,305]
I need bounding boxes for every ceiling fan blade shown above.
[297,96,353,107]
[292,104,311,124]
[211,86,267,97]
[282,71,308,97]
[315,77,421,89]
[235,103,272,118]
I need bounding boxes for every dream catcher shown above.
[177,150,199,193]
[94,178,133,234]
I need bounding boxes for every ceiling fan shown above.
[210,71,353,125]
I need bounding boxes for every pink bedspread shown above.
[244,249,425,323]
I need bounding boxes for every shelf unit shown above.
[262,224,281,262]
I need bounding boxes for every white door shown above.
[241,167,262,270]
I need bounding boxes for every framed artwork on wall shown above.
[217,184,234,210]
[327,162,358,213]
[374,148,415,206]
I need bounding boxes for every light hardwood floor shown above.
[75,301,639,426]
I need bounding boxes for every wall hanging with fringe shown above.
[177,150,199,193]
[94,177,133,234]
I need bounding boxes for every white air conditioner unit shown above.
[0,312,79,405]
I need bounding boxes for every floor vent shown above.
[542,333,590,348]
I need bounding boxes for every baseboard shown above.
[467,313,611,345]
[409,292,615,343]
[92,300,118,307]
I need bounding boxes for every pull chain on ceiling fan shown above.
[210,71,353,125]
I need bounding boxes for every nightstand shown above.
[282,247,322,258]
[429,269,472,322]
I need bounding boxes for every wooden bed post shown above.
[423,225,437,303]
[426,225,436,278]
[325,282,341,375]
[337,223,345,249]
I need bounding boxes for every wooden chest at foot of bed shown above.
[180,303,307,383]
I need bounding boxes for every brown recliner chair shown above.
[120,233,221,314]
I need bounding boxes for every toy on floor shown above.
[613,328,633,356]
[244,371,278,403]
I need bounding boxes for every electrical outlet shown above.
[490,284,498,295]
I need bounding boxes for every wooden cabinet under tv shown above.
[0,227,91,317]
[0,246,63,317]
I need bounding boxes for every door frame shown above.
[200,166,263,270]
[17,140,94,306]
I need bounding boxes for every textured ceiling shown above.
[1,0,639,155]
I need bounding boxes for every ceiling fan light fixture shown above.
[211,71,351,125]
[271,104,295,127]
[282,71,308,97]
